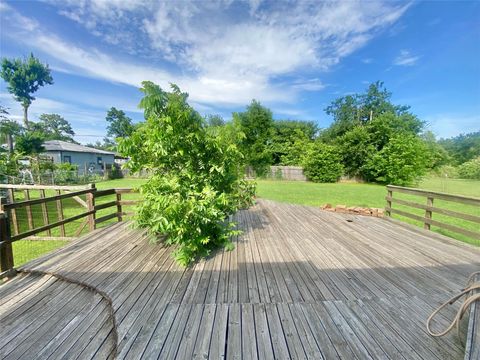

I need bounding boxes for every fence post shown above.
[116,192,123,222]
[103,162,108,180]
[86,183,96,232]
[0,212,14,274]
[424,197,434,230]
[385,187,392,217]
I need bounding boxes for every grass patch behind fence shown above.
[12,240,70,267]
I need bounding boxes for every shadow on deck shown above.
[1,199,479,359]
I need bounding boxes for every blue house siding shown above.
[46,151,115,174]
[42,141,117,175]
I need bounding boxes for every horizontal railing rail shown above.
[3,188,94,210]
[0,185,140,278]
[0,184,90,191]
[385,185,480,241]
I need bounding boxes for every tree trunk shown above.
[35,155,41,184]
[6,133,13,153]
[23,105,29,130]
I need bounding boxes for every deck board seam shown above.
[15,268,119,359]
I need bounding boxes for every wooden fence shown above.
[0,184,139,277]
[245,166,307,181]
[385,185,480,241]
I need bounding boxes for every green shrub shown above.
[302,143,343,183]
[0,152,19,176]
[108,165,124,180]
[336,126,374,178]
[54,162,79,184]
[234,100,274,176]
[432,165,459,179]
[363,134,428,185]
[458,157,480,179]
[119,82,255,266]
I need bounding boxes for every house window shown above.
[63,156,71,164]
[97,157,103,165]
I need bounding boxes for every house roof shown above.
[43,140,116,155]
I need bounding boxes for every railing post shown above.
[116,191,123,222]
[39,189,52,236]
[385,187,392,217]
[7,188,19,236]
[55,190,66,237]
[86,183,96,231]
[424,197,434,230]
[0,212,14,274]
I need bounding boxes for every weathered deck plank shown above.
[1,199,478,359]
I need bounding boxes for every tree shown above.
[0,151,21,183]
[336,126,374,177]
[206,114,225,127]
[118,82,255,266]
[458,157,480,179]
[15,132,45,155]
[0,106,23,153]
[366,112,423,150]
[302,142,344,183]
[234,100,274,175]
[363,134,429,185]
[323,94,360,140]
[269,120,317,164]
[0,54,53,129]
[320,81,427,182]
[422,131,450,170]
[106,107,135,139]
[33,113,76,142]
[14,132,48,184]
[278,128,312,166]
[85,140,113,151]
[322,81,424,141]
[438,131,480,165]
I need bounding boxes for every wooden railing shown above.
[385,185,480,241]
[0,185,139,277]
[0,183,93,238]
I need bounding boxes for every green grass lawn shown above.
[7,175,479,268]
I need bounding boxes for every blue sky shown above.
[0,0,479,143]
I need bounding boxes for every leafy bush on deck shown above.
[118,82,255,266]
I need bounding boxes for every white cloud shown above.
[48,1,410,78]
[0,2,38,31]
[7,30,296,106]
[425,113,480,138]
[140,1,410,77]
[393,49,420,66]
[291,78,325,92]
[3,1,410,110]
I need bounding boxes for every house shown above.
[43,140,116,174]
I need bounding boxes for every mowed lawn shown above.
[7,176,479,267]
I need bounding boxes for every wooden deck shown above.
[1,199,479,359]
